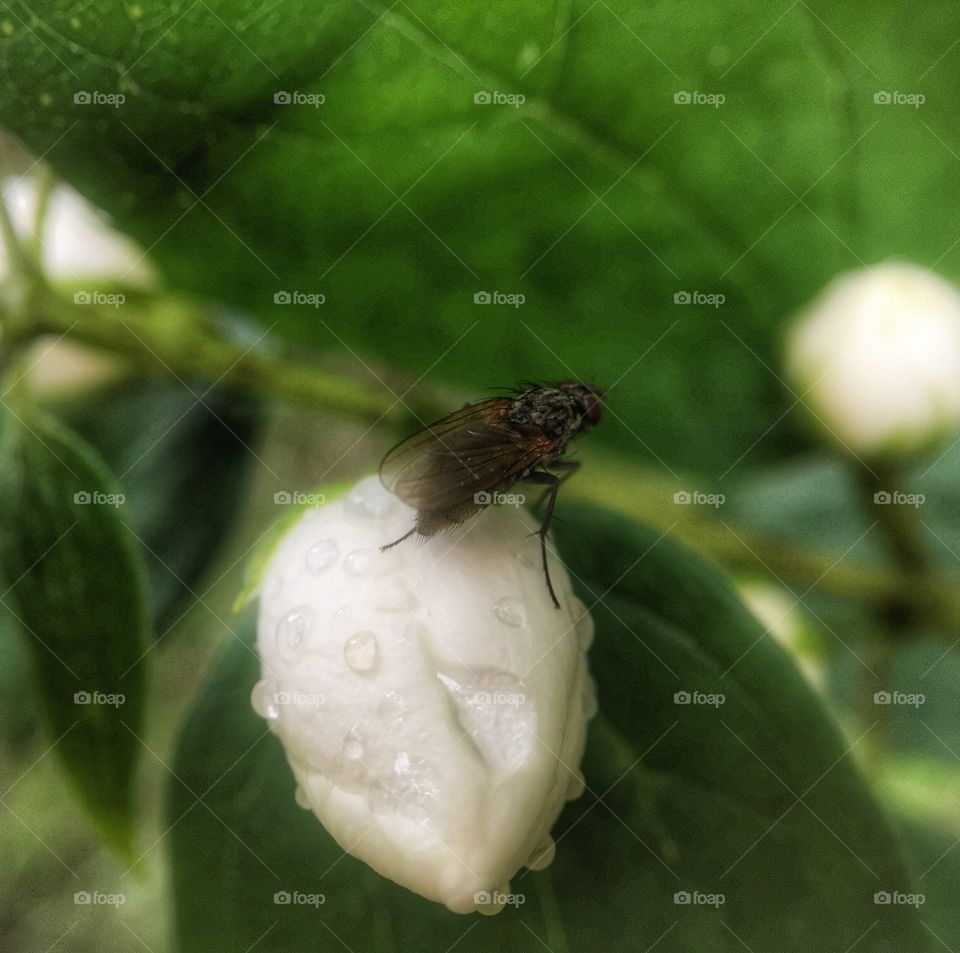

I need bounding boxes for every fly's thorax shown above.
[507,388,590,440]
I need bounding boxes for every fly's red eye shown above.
[584,394,602,425]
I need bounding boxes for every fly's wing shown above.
[380,399,557,510]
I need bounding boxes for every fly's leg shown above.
[380,526,417,552]
[519,471,564,609]
[531,460,580,515]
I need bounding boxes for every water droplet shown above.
[342,729,365,761]
[476,883,511,916]
[526,835,556,871]
[344,477,396,520]
[344,548,375,576]
[306,539,339,574]
[294,785,311,809]
[250,679,279,721]
[493,597,525,627]
[566,770,586,801]
[344,630,379,673]
[275,605,316,659]
[394,750,411,775]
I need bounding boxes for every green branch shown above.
[28,284,429,427]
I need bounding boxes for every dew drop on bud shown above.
[477,883,511,916]
[250,679,279,721]
[493,597,525,627]
[344,477,397,520]
[344,548,376,576]
[342,728,365,761]
[344,630,380,673]
[305,539,339,574]
[566,770,586,801]
[275,605,316,659]
[525,835,556,871]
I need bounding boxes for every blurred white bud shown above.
[0,176,154,286]
[0,176,154,395]
[786,262,960,457]
[253,477,595,914]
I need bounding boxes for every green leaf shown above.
[169,504,925,952]
[895,813,960,950]
[9,0,958,471]
[62,379,260,631]
[0,405,148,856]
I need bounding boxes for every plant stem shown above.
[29,286,428,426]
[564,454,960,640]
[28,165,55,266]
[0,177,41,286]
[853,462,935,634]
[532,870,571,953]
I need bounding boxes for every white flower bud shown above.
[786,262,960,457]
[1,176,154,285]
[253,477,595,914]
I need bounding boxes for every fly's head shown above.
[556,381,604,433]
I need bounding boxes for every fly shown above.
[379,381,603,608]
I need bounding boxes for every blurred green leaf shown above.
[62,379,260,632]
[0,406,148,856]
[11,0,960,471]
[728,449,960,732]
[169,505,924,951]
[895,815,960,951]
